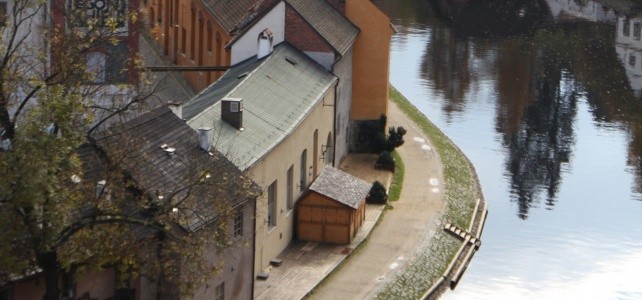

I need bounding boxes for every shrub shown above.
[385,126,407,151]
[367,181,388,204]
[375,151,395,172]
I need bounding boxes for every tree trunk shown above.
[37,251,61,300]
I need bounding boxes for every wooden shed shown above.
[296,167,372,244]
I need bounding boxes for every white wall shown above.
[230,2,285,65]
[616,16,642,94]
[304,51,335,71]
[248,87,335,274]
[546,0,616,22]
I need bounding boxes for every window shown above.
[324,132,333,165]
[623,18,630,36]
[207,23,213,52]
[634,22,641,39]
[233,206,243,237]
[313,129,318,177]
[268,181,277,229]
[0,2,6,26]
[300,150,307,191]
[215,32,222,65]
[287,166,294,210]
[214,282,224,300]
[181,27,186,54]
[190,4,195,60]
[198,15,204,65]
[630,54,636,67]
[86,52,106,83]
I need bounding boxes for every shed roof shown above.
[92,106,260,231]
[184,43,337,171]
[308,167,371,209]
[286,0,359,56]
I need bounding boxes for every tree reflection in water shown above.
[422,0,642,218]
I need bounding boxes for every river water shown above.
[374,0,642,298]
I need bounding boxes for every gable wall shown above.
[285,4,334,54]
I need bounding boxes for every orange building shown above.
[145,0,258,91]
[346,0,394,121]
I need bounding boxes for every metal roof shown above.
[184,43,337,171]
[286,0,359,56]
[308,166,371,209]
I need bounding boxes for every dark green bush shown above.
[375,151,395,172]
[367,181,388,204]
[385,126,407,151]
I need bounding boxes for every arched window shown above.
[300,149,307,191]
[86,52,106,83]
[149,7,155,28]
[324,132,333,166]
[215,32,222,65]
[313,129,318,177]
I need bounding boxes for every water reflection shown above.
[378,0,642,297]
[431,0,550,37]
[422,0,642,217]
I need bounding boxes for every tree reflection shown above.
[420,26,473,120]
[384,0,642,218]
[505,59,577,219]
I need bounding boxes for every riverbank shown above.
[375,86,486,299]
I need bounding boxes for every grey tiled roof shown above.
[184,43,337,171]
[200,0,258,33]
[92,106,260,231]
[308,167,371,209]
[286,0,359,55]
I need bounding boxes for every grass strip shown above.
[376,85,481,299]
[388,150,405,202]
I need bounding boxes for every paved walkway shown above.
[254,101,446,299]
[306,101,446,299]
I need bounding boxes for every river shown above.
[373,0,642,298]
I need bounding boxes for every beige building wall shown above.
[247,87,336,274]
[346,0,394,121]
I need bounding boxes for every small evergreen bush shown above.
[367,181,388,204]
[385,126,407,151]
[375,151,395,172]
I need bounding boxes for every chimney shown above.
[257,28,274,60]
[198,127,212,151]
[221,98,243,130]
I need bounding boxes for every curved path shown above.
[307,101,446,299]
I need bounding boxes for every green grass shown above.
[376,85,481,299]
[388,85,478,228]
[388,150,405,202]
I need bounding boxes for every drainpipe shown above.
[251,198,257,299]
